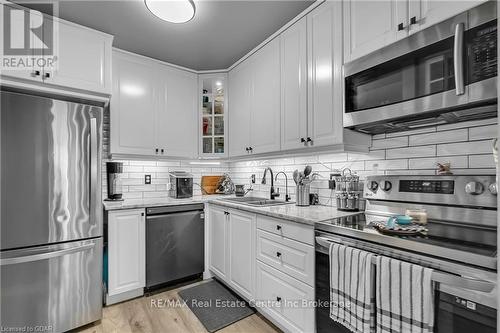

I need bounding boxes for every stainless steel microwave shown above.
[343,1,497,134]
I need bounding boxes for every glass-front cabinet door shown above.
[199,74,227,157]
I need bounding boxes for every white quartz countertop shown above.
[103,194,232,211]
[103,195,362,226]
[208,199,361,225]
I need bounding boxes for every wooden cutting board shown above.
[201,176,222,194]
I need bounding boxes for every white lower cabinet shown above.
[107,209,145,305]
[208,205,256,300]
[208,204,315,333]
[209,205,230,279]
[256,261,315,333]
[256,229,315,286]
[228,210,256,300]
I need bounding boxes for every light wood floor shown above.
[73,282,281,333]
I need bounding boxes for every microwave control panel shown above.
[467,19,497,83]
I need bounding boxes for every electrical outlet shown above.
[251,174,256,184]
[145,174,151,184]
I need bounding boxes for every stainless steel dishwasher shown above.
[145,204,204,291]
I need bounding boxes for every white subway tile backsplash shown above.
[436,118,497,131]
[348,150,385,161]
[103,106,495,205]
[386,145,436,159]
[469,154,496,168]
[437,140,494,156]
[365,159,408,171]
[409,129,468,146]
[408,156,468,169]
[469,125,498,141]
[385,127,436,138]
[371,136,408,149]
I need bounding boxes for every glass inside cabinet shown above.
[200,75,226,156]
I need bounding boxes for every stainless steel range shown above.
[315,175,497,333]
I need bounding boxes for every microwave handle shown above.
[453,22,465,95]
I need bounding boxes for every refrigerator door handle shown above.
[0,243,95,266]
[90,117,98,226]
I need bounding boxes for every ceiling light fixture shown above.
[145,0,196,24]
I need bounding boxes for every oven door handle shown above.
[315,236,495,293]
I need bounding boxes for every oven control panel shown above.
[399,180,454,194]
[364,175,497,208]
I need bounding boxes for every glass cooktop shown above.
[317,213,497,258]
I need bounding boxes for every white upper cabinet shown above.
[344,0,487,61]
[280,17,308,151]
[111,49,198,158]
[0,3,112,94]
[228,60,252,157]
[250,38,281,155]
[111,51,158,156]
[307,1,344,147]
[409,0,487,33]
[343,0,406,62]
[46,18,113,94]
[157,66,198,159]
[228,39,280,157]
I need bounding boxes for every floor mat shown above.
[178,280,256,332]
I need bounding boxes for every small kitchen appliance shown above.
[169,171,194,199]
[344,1,497,134]
[106,162,124,201]
[315,174,498,333]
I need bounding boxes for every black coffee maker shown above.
[106,162,123,201]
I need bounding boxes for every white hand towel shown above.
[376,256,434,333]
[330,243,376,333]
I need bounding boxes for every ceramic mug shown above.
[387,215,412,228]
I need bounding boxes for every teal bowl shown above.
[387,215,413,226]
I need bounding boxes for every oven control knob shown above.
[381,181,392,191]
[369,181,379,192]
[465,182,484,195]
[488,183,497,195]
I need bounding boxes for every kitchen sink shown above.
[219,197,293,207]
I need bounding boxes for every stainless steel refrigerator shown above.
[0,89,103,332]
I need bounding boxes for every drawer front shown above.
[256,215,314,245]
[256,261,315,333]
[256,230,314,286]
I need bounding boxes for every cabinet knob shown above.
[306,137,312,143]
[410,16,417,25]
[276,252,281,258]
[44,72,50,78]
[300,138,306,143]
[141,212,144,216]
[161,148,164,154]
[32,70,41,77]
[276,296,282,302]
[276,225,282,231]
[155,148,159,154]
[398,23,405,31]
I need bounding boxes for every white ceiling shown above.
[27,0,315,70]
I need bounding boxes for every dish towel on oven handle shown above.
[376,256,434,333]
[329,243,376,333]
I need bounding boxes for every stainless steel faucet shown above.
[275,171,290,202]
[261,167,280,200]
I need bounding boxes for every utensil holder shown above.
[296,184,310,206]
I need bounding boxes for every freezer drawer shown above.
[146,208,204,289]
[0,238,103,332]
